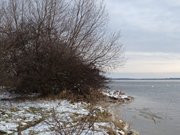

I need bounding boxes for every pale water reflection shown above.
[108,80,180,135]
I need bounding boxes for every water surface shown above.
[108,80,180,135]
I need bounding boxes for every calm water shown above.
[108,80,180,135]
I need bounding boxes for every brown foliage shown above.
[0,0,123,97]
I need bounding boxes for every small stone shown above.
[117,130,125,135]
[127,129,139,135]
[119,119,123,123]
[21,122,27,126]
[123,123,129,132]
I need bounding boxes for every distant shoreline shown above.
[109,78,180,80]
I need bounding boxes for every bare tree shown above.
[0,0,123,97]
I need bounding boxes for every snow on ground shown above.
[0,90,129,135]
[0,99,89,134]
[102,90,133,102]
[0,100,85,133]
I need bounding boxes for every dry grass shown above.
[45,109,97,135]
[17,118,45,134]
[36,89,106,104]
[46,107,126,135]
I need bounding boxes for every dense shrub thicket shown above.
[0,0,122,98]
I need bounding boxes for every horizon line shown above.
[108,77,180,80]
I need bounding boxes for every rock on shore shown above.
[102,90,134,103]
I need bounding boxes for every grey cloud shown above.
[106,0,180,33]
[105,0,180,53]
[104,0,180,77]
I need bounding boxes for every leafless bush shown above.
[46,109,99,135]
[0,0,123,97]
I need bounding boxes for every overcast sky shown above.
[105,0,180,78]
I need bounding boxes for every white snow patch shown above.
[0,90,131,135]
[102,90,130,100]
